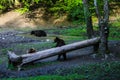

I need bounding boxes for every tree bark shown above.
[83,0,94,38]
[94,0,101,23]
[8,37,100,68]
[8,51,23,68]
[94,0,109,57]
[100,0,109,55]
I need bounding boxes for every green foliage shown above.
[15,8,29,14]
[0,0,12,13]
[92,19,120,40]
[65,0,85,22]
[0,0,119,23]
[0,5,5,10]
[0,0,83,22]
[109,21,120,40]
[0,0,40,13]
[67,5,85,22]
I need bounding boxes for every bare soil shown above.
[0,10,70,29]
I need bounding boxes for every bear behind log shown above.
[31,30,47,37]
[27,48,36,54]
[54,37,67,60]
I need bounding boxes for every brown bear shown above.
[27,48,36,54]
[31,30,47,37]
[54,37,67,60]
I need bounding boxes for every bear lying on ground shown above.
[54,37,67,60]
[31,30,47,37]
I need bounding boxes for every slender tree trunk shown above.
[100,0,109,55]
[94,0,109,57]
[83,0,94,38]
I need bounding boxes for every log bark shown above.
[8,37,100,67]
[7,51,22,67]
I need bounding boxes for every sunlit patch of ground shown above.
[0,11,36,28]
[0,10,71,29]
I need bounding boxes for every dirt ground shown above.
[0,10,70,29]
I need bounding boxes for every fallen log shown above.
[8,37,100,68]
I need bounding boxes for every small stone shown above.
[2,37,5,40]
[46,39,50,42]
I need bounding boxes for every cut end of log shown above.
[7,51,23,68]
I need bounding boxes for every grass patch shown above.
[93,20,120,40]
[2,74,86,80]
[48,26,87,37]
[2,61,120,80]
[109,21,120,40]
[9,42,55,55]
[60,26,86,36]
[23,61,59,70]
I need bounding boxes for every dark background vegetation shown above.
[0,0,119,23]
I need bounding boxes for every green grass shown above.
[0,34,84,63]
[109,21,120,40]
[2,61,120,80]
[47,26,87,37]
[23,61,58,70]
[8,61,59,71]
[47,20,120,40]
[2,74,85,80]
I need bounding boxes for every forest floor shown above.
[0,29,120,78]
[0,11,120,78]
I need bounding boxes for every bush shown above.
[67,5,85,23]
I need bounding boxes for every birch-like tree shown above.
[94,0,109,58]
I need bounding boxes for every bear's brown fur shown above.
[54,37,67,60]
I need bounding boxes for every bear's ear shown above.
[31,47,35,50]
[55,37,59,40]
[54,37,58,43]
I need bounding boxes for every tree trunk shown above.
[83,0,94,38]
[100,0,109,56]
[94,0,109,57]
[8,37,100,68]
